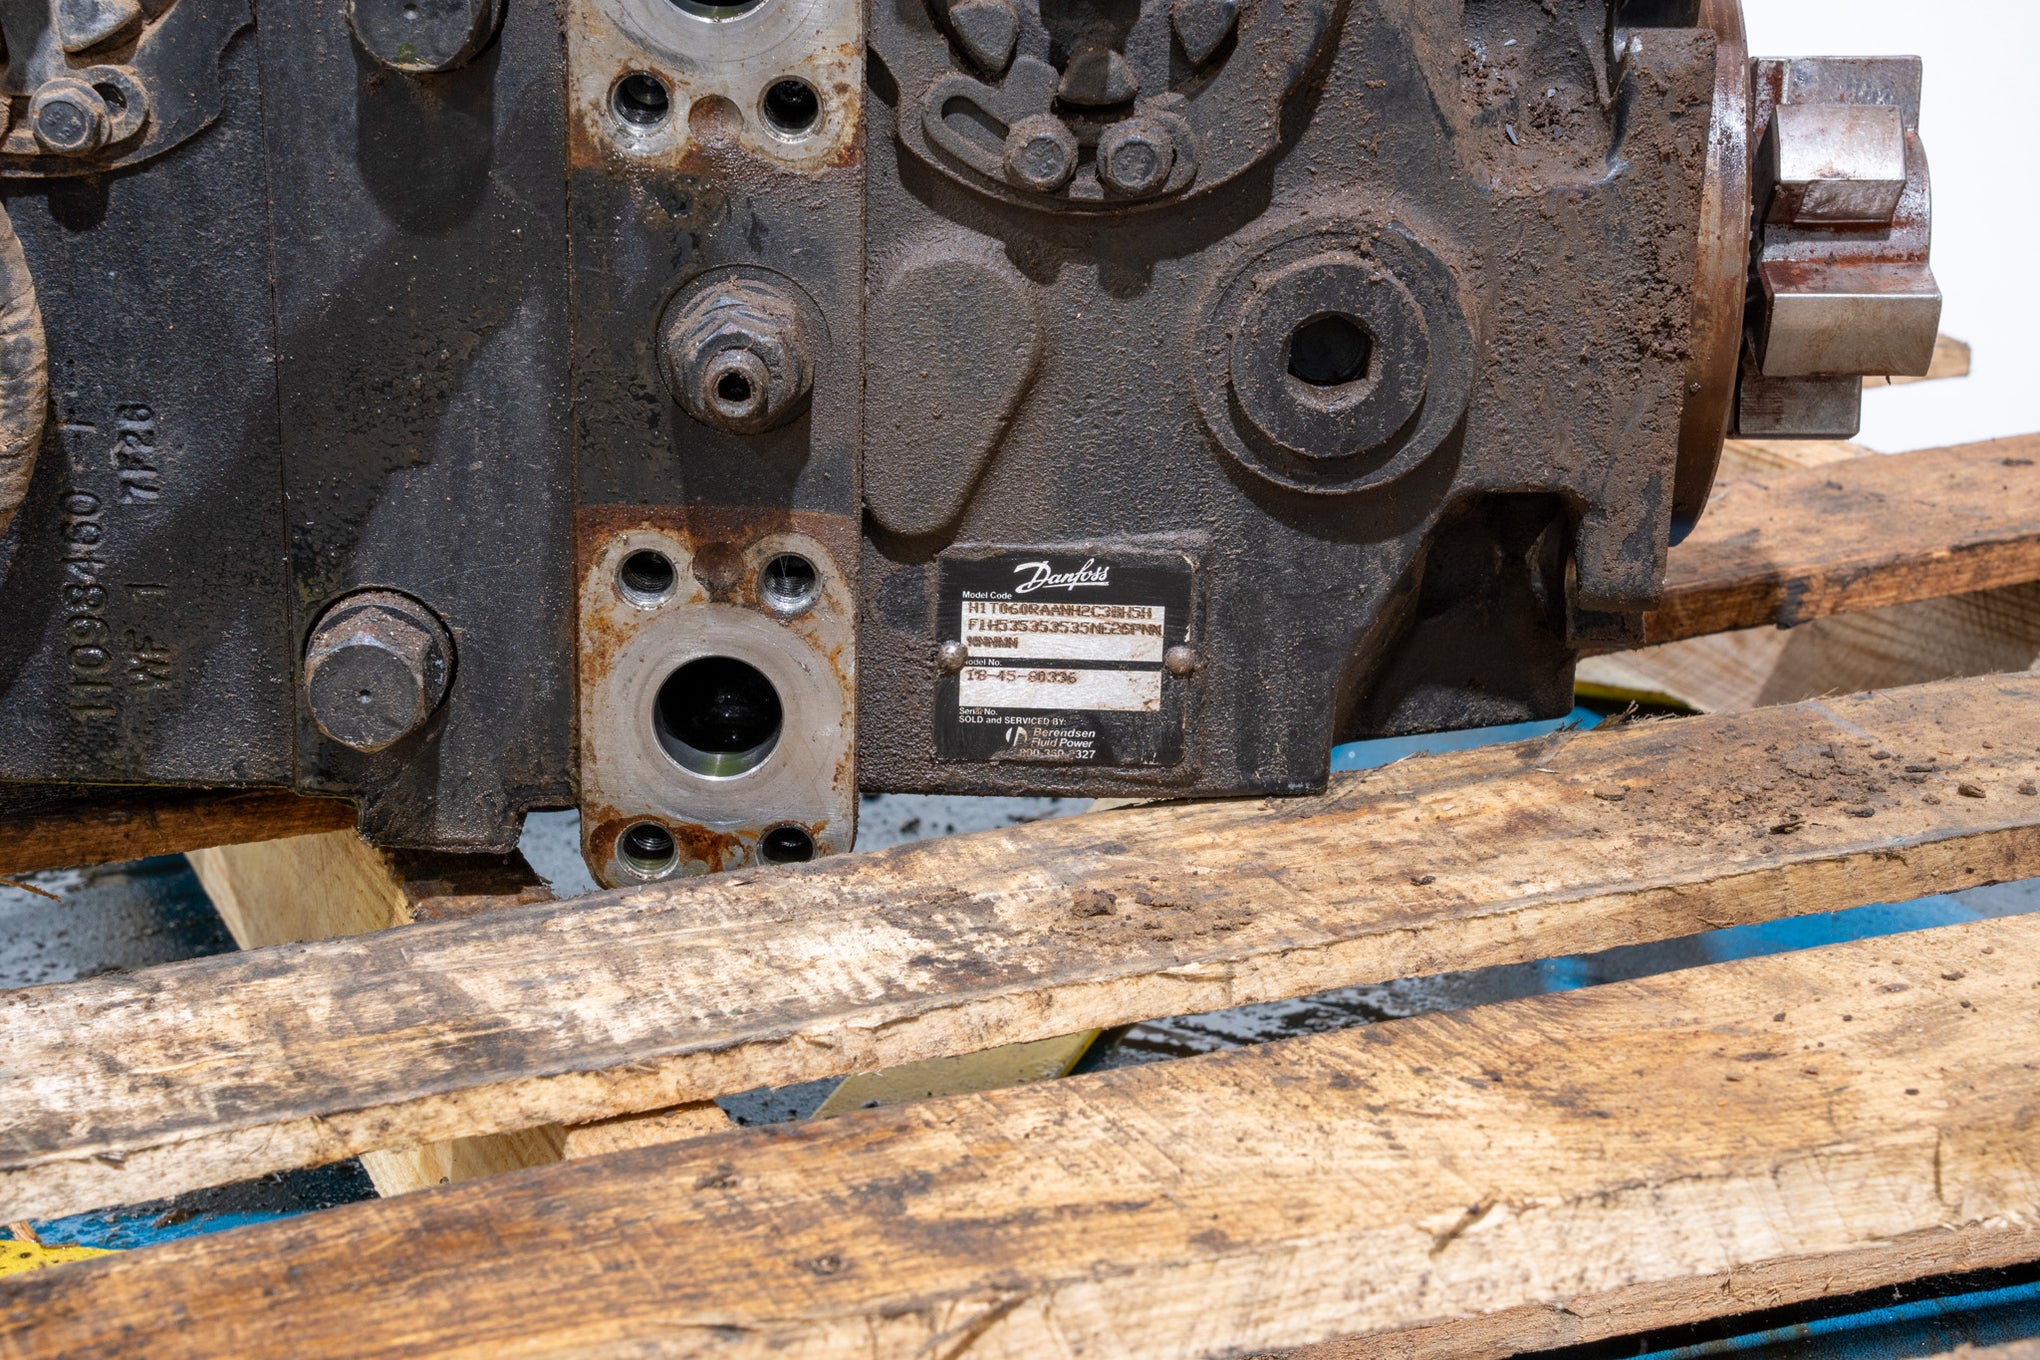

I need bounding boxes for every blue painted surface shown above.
[1616,1277,2040,1359]
[1330,706,1603,772]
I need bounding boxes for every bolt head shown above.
[30,79,109,156]
[1098,117,1176,198]
[1002,114,1078,194]
[1163,644,1198,677]
[660,279,814,435]
[304,592,453,753]
[937,640,970,673]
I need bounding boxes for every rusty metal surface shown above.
[1669,0,1748,541]
[1737,56,1942,440]
[0,0,1948,874]
[856,0,1719,800]
[575,506,857,885]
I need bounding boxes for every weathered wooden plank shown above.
[4,674,2037,1221]
[1649,435,2040,644]
[1587,437,2040,714]
[6,913,2038,1360]
[0,789,354,877]
[1587,583,2040,715]
[188,830,574,1196]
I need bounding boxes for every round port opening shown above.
[758,553,819,615]
[654,656,782,778]
[716,371,753,404]
[618,822,679,878]
[617,549,677,606]
[759,824,816,864]
[1287,313,1372,388]
[668,0,764,16]
[760,77,822,136]
[613,72,671,128]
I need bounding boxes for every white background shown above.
[1743,1,2040,452]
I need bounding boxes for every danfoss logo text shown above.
[1012,559,1110,594]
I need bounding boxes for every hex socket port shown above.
[303,590,454,753]
[659,278,815,435]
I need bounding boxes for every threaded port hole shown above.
[716,371,753,404]
[1287,313,1372,388]
[618,549,677,606]
[760,77,821,136]
[613,73,671,128]
[760,824,815,863]
[654,656,782,778]
[618,822,679,878]
[758,553,819,615]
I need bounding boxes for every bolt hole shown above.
[93,82,126,112]
[401,2,417,17]
[760,77,821,136]
[715,371,754,405]
[760,824,816,864]
[613,73,672,129]
[654,656,783,778]
[618,822,679,878]
[1287,313,1372,388]
[618,549,678,606]
[759,553,819,614]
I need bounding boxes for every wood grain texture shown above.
[4,675,2038,1221]
[5,913,2038,1360]
[1586,585,2040,714]
[1588,438,2040,714]
[188,831,576,1196]
[559,1102,731,1160]
[0,789,354,877]
[1649,435,2040,644]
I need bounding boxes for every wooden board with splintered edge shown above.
[188,829,725,1192]
[1649,434,2040,644]
[4,673,2040,1223]
[6,913,2040,1359]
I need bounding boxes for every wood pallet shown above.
[0,431,2037,1358]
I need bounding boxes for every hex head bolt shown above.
[660,279,815,435]
[1098,116,1175,198]
[303,591,454,753]
[1003,114,1078,194]
[30,78,109,156]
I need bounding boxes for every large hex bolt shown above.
[1002,114,1078,194]
[346,0,502,73]
[303,591,454,753]
[30,78,110,156]
[659,278,814,435]
[1098,116,1175,198]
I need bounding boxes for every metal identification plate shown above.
[936,548,1195,766]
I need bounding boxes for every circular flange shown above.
[1193,221,1476,495]
[1670,0,1751,539]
